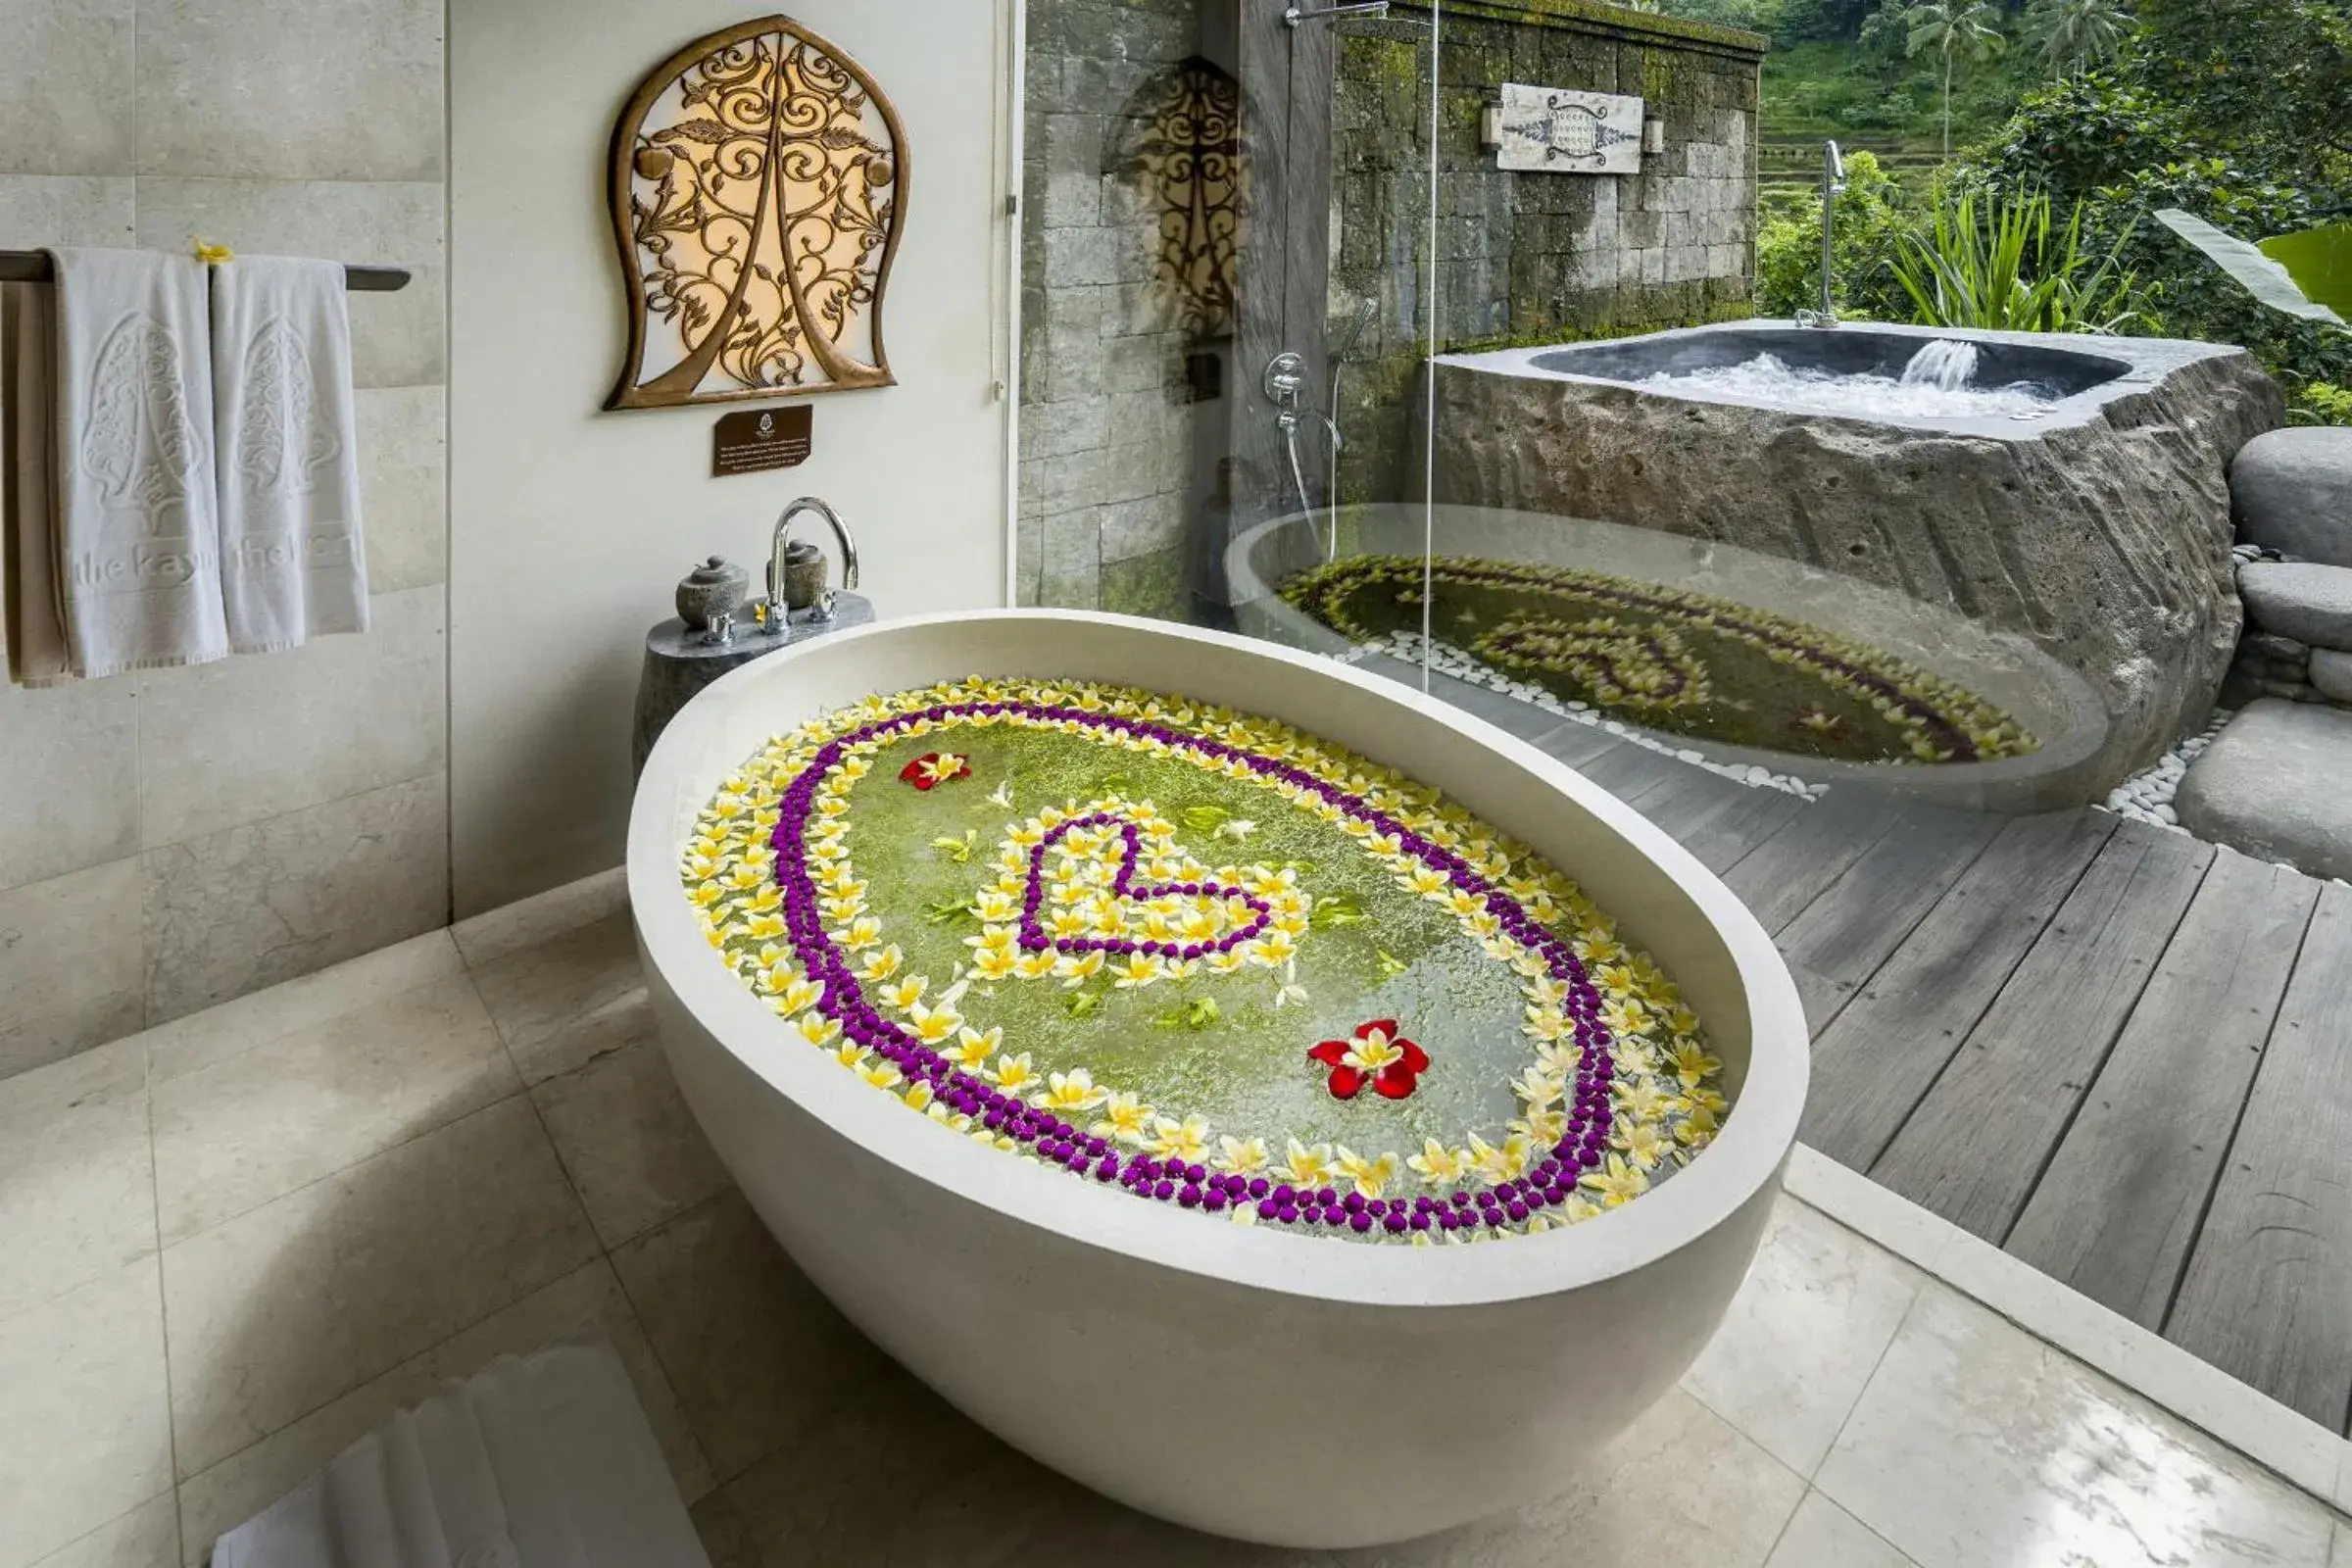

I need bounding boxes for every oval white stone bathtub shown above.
[627,610,1808,1548]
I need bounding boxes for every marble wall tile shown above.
[141,772,450,1025]
[0,2,136,175]
[530,1038,730,1250]
[133,0,443,182]
[355,386,447,594]
[451,865,626,969]
[0,858,145,1081]
[0,174,134,245]
[0,1258,173,1568]
[611,1189,894,1483]
[138,587,447,848]
[1764,1493,1916,1568]
[0,1039,154,1324]
[1816,1284,2337,1568]
[27,1494,179,1568]
[160,1096,598,1478]
[467,908,654,1085]
[1683,1197,1925,1478]
[174,1259,709,1565]
[130,179,446,388]
[151,971,516,1245]
[0,678,140,893]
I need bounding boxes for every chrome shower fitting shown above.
[1285,1,1391,24]
[1800,140,1847,329]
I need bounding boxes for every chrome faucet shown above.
[1285,1,1390,24]
[765,495,860,630]
[1799,140,1847,328]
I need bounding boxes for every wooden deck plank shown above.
[2006,850,2319,1330]
[1772,805,2012,1030]
[1625,762,1761,848]
[1868,819,2213,1240]
[2167,881,2352,1432]
[1718,787,1909,934]
[1573,740,1690,806]
[1672,783,1811,876]
[1798,809,2116,1171]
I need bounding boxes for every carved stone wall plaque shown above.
[607,16,907,412]
[1495,83,1644,174]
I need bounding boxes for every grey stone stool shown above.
[632,592,874,779]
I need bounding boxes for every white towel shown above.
[2,282,72,685]
[45,246,228,678]
[210,255,368,652]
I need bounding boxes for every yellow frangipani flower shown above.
[948,1026,1002,1071]
[1669,1039,1723,1089]
[1092,1091,1154,1145]
[1012,951,1059,981]
[1056,951,1104,988]
[903,1080,935,1113]
[1467,1131,1533,1184]
[1278,1138,1337,1190]
[836,916,882,952]
[1335,1147,1400,1200]
[858,945,905,983]
[879,976,927,1011]
[797,1012,841,1048]
[1611,1078,1677,1124]
[990,1053,1038,1093]
[1033,1068,1108,1112]
[1213,1135,1269,1174]
[1613,1121,1673,1170]
[857,1057,905,1091]
[1149,1114,1211,1163]
[1407,1138,1469,1184]
[1111,953,1166,989]
[969,947,1017,983]
[1580,1153,1650,1208]
[906,1001,961,1045]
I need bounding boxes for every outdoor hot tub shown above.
[629,610,1808,1548]
[1428,320,2284,788]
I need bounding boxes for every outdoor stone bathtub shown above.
[627,611,1808,1548]
[1427,320,2284,786]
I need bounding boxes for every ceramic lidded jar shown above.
[675,557,749,631]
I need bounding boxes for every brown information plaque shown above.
[713,405,813,476]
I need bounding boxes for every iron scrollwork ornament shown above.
[607,16,907,411]
[1113,57,1244,341]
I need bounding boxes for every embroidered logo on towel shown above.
[81,312,201,525]
[236,317,340,499]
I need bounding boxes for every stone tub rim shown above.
[627,610,1809,1312]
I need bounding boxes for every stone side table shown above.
[632,593,874,779]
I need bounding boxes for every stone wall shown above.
[0,0,448,1077]
[1014,0,1767,612]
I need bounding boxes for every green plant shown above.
[2026,0,2132,78]
[1754,149,1923,318]
[2289,381,2352,426]
[1887,187,2153,331]
[1903,0,2009,158]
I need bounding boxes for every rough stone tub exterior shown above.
[1426,320,2285,788]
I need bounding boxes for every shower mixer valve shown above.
[1263,351,1307,430]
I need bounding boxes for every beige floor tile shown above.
[467,908,655,1085]
[26,1493,177,1568]
[611,1188,893,1483]
[175,1259,710,1564]
[1683,1196,1925,1478]
[1764,1492,1914,1568]
[1334,1388,1806,1568]
[142,930,464,1084]
[161,1097,598,1477]
[152,973,517,1244]
[1817,1283,2337,1568]
[452,866,627,969]
[689,1492,761,1568]
[0,1258,172,1568]
[0,1039,154,1323]
[530,1037,731,1249]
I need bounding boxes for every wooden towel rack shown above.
[0,252,411,292]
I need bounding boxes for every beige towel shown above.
[211,256,368,653]
[47,246,228,678]
[2,282,72,685]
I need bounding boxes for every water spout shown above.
[1900,339,1980,392]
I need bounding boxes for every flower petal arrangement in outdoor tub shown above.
[1282,554,2040,765]
[682,674,1728,1243]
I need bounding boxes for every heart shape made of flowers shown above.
[1014,809,1274,962]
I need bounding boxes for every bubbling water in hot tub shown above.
[1637,336,2061,420]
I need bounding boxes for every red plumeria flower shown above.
[899,752,972,791]
[1307,1019,1429,1101]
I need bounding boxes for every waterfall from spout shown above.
[1900,338,1980,391]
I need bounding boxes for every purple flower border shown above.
[768,700,1622,1239]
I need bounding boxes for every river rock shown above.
[2231,427,2352,566]
[2237,562,2352,652]
[1428,328,2282,791]
[2312,648,2352,703]
[2176,700,2352,881]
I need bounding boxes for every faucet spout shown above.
[1809,139,1846,328]
[767,496,861,630]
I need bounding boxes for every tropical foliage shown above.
[1903,1,2009,157]
[1886,188,2150,332]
